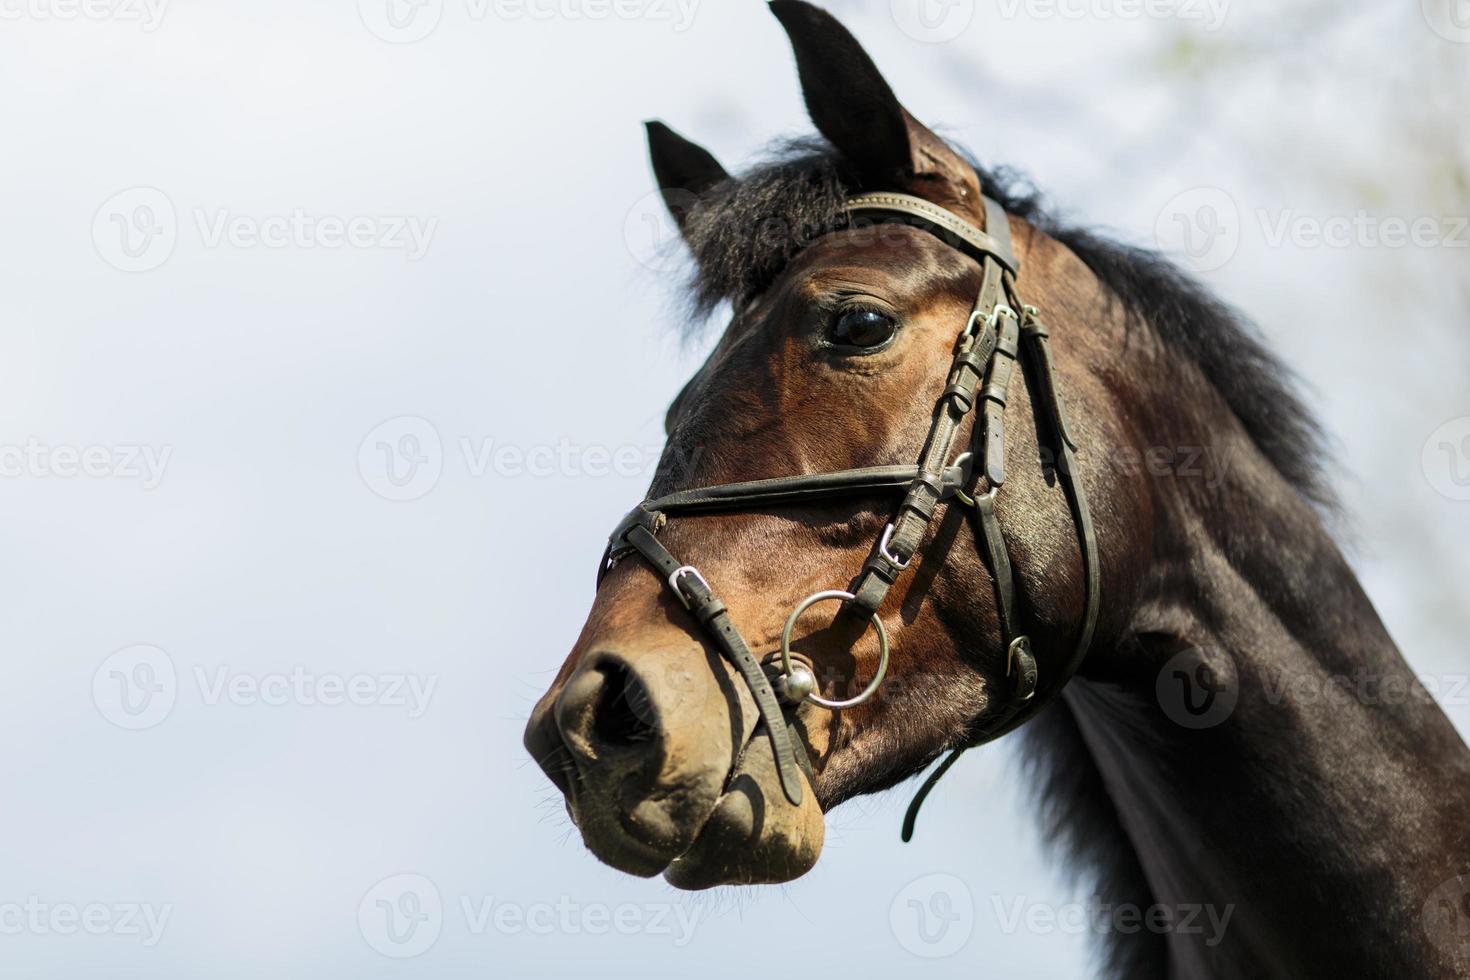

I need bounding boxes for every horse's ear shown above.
[645,120,729,235]
[768,0,983,223]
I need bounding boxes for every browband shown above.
[845,192,1018,275]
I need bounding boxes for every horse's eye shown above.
[830,308,897,350]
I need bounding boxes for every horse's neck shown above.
[1069,374,1470,977]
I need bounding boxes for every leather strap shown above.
[845,193,1018,275]
[979,305,1020,488]
[899,301,1100,841]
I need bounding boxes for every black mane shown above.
[675,140,1333,509]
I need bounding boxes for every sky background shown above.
[2,0,1468,976]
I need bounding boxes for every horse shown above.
[522,3,1470,976]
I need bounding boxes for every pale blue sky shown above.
[1,1,1466,977]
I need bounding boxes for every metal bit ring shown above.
[778,589,889,710]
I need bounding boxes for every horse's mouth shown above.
[538,712,826,890]
[661,727,825,889]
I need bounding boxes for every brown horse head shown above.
[524,0,1129,889]
[523,4,1470,977]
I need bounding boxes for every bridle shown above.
[596,190,1100,840]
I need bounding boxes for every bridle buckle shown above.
[966,302,1018,338]
[666,565,710,610]
[878,523,911,570]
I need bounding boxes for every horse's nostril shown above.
[591,660,660,747]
